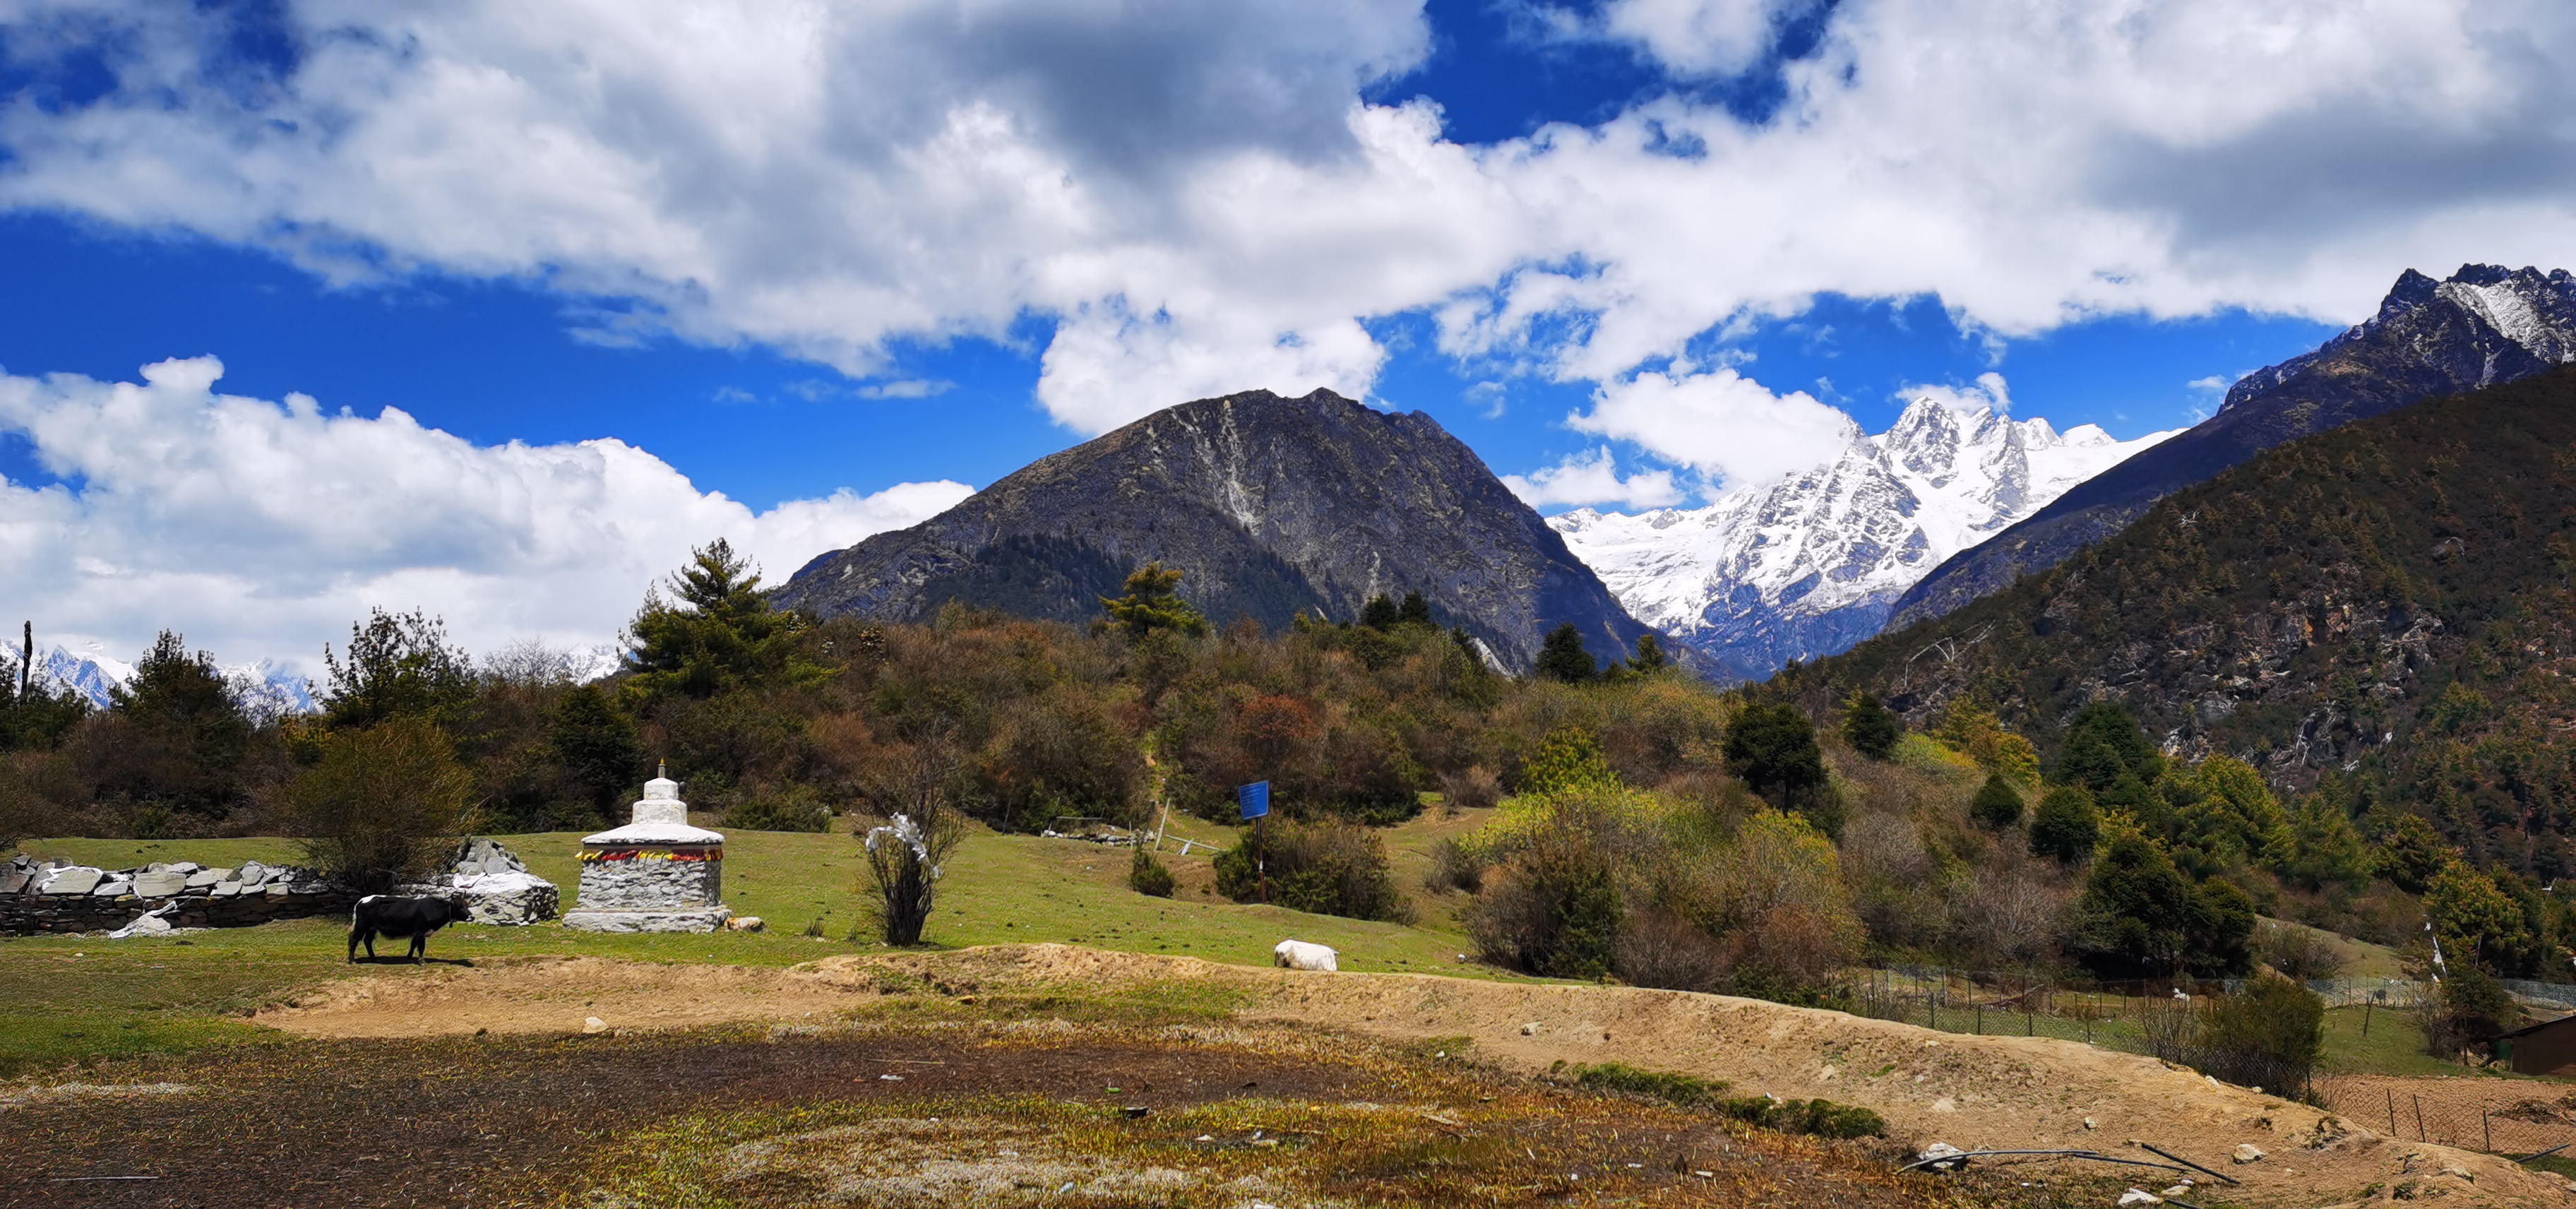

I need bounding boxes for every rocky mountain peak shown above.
[776,388,1649,671]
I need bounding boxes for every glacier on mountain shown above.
[1551,398,2175,683]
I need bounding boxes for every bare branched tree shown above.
[859,738,966,946]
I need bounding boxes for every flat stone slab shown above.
[561,907,733,934]
[131,872,187,898]
[39,867,102,895]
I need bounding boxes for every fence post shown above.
[2414,1095,2426,1143]
[2388,1089,2397,1135]
[2484,1108,2492,1153]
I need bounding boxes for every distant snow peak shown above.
[1552,398,2171,681]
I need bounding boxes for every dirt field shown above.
[17,1003,2027,1209]
[240,943,2576,1207]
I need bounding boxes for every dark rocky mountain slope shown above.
[775,389,1650,670]
[1888,264,2576,629]
[1782,364,2576,875]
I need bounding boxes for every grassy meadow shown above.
[2,809,1515,1076]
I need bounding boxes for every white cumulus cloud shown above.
[1501,446,1685,509]
[1902,371,2013,418]
[8,0,2570,441]
[0,357,972,673]
[1567,367,1859,490]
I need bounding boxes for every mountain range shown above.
[776,389,1651,671]
[1888,264,2576,629]
[4,644,319,719]
[1551,398,2172,682]
[1782,361,2576,869]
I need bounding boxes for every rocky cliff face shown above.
[774,389,1650,671]
[1551,398,2170,682]
[1888,263,2576,630]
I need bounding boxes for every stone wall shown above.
[1,855,350,936]
[576,854,720,910]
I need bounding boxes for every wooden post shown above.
[2485,1108,2493,1153]
[2415,1094,2426,1142]
[1256,811,1268,904]
[2388,1088,2397,1135]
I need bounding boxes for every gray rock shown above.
[208,883,241,898]
[131,872,187,898]
[184,868,229,888]
[237,861,268,886]
[91,879,132,898]
[38,866,102,895]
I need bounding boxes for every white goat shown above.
[1274,939,1338,972]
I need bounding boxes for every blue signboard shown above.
[1238,780,1270,820]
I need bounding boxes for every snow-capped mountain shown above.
[6,638,625,717]
[1890,264,2576,629]
[4,643,321,716]
[1552,399,2176,683]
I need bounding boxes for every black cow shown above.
[348,893,474,963]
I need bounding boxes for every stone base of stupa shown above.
[561,906,733,934]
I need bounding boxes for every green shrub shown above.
[1774,1098,1888,1139]
[1713,1095,1887,1139]
[1128,845,1176,898]
[2196,974,2325,1095]
[1572,1062,1729,1106]
[2425,960,2520,1058]
[1465,825,1622,979]
[1212,818,1409,922]
[1517,728,1617,796]
[285,717,476,893]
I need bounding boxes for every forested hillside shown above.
[1785,363,2576,883]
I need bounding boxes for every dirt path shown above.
[259,944,2576,1207]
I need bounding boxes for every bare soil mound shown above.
[261,943,2575,1206]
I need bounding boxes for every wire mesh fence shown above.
[1834,965,2576,1154]
[2312,1076,2576,1157]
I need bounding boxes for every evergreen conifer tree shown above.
[1841,691,1900,758]
[1969,771,2024,830]
[626,540,828,698]
[1097,561,1209,640]
[1534,623,1596,683]
[2029,784,2099,862]
[1629,632,1671,674]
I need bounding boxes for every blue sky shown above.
[0,0,2565,668]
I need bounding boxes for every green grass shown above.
[4,818,1513,1076]
[2319,1003,2474,1078]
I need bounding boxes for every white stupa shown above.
[561,765,732,933]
